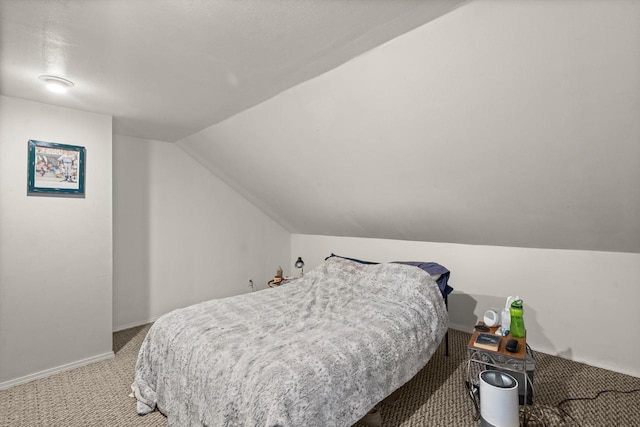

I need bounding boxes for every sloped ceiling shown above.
[179,0,640,254]
[0,0,466,141]
[2,0,638,254]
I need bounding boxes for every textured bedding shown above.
[133,257,448,426]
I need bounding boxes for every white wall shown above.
[178,0,640,254]
[113,135,291,331]
[0,96,113,388]
[292,234,640,378]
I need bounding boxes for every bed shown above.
[133,255,451,426]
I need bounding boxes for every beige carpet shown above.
[1,325,639,426]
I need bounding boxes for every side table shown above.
[466,326,535,426]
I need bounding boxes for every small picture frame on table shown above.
[27,139,86,197]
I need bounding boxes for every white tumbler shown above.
[479,370,519,427]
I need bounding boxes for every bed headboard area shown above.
[324,253,453,298]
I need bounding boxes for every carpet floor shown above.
[1,325,639,426]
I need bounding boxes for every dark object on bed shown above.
[326,253,453,356]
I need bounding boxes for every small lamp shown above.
[295,257,305,277]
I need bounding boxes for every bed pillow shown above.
[325,254,453,298]
[393,261,453,297]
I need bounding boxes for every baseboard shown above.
[0,351,114,391]
[113,316,160,332]
[573,359,640,379]
[529,342,640,379]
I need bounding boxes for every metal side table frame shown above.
[466,344,535,426]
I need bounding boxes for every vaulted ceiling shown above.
[0,0,465,141]
[178,0,640,254]
[2,0,638,254]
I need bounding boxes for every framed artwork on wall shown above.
[27,140,86,196]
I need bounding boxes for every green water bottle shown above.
[510,299,525,338]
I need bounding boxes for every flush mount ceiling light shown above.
[38,75,74,94]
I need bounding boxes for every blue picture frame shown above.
[27,140,86,196]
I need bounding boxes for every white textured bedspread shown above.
[133,257,448,426]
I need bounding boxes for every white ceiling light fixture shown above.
[38,75,74,94]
